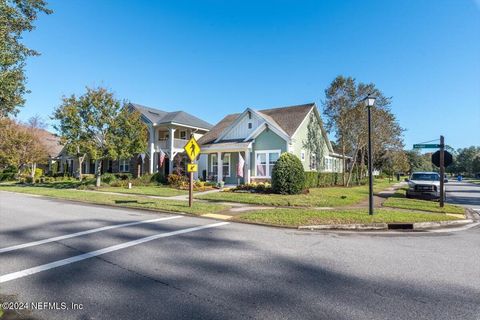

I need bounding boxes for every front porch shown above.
[201,142,252,185]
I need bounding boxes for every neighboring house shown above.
[198,103,346,185]
[55,103,212,178]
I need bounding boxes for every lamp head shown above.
[363,94,376,107]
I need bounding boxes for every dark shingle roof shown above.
[198,103,314,145]
[130,103,213,130]
[197,113,240,145]
[258,103,314,136]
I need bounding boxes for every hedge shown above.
[304,171,341,188]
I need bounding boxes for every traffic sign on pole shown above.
[183,137,201,207]
[413,144,440,149]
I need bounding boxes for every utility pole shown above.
[439,135,445,207]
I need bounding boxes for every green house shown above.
[198,103,346,185]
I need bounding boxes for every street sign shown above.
[432,150,453,167]
[187,163,198,172]
[413,144,440,149]
[184,137,201,162]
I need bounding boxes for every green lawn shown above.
[98,185,188,197]
[236,208,459,227]
[0,185,228,215]
[383,189,465,214]
[197,179,396,207]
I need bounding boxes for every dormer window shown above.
[248,122,252,129]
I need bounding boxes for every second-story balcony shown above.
[157,138,188,150]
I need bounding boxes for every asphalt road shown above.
[1,191,479,320]
[446,180,480,211]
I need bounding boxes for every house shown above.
[198,103,345,184]
[55,103,213,178]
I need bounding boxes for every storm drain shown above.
[388,223,414,230]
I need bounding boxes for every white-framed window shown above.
[223,153,231,177]
[248,122,252,129]
[211,154,218,175]
[180,130,187,140]
[300,150,305,162]
[119,159,130,172]
[255,150,281,178]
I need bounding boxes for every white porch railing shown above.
[157,138,188,150]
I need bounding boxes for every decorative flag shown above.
[237,152,245,178]
[159,149,166,167]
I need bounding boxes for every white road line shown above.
[0,216,183,254]
[0,221,229,283]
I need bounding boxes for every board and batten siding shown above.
[222,111,264,140]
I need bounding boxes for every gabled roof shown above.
[129,103,213,130]
[198,103,314,145]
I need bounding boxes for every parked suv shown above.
[405,172,444,200]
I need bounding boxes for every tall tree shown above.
[53,87,148,186]
[0,0,52,117]
[323,76,356,185]
[0,117,48,180]
[324,76,403,186]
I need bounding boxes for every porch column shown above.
[168,127,176,174]
[217,152,223,183]
[245,150,251,184]
[149,127,155,174]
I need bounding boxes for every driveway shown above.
[1,191,479,320]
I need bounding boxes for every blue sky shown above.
[19,0,480,149]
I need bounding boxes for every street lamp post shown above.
[363,94,376,215]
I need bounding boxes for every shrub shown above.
[0,172,16,181]
[109,179,129,187]
[24,167,43,179]
[271,153,305,194]
[234,182,272,193]
[304,172,340,188]
[167,173,187,187]
[81,174,95,180]
[101,173,117,184]
[115,173,132,180]
[151,172,166,184]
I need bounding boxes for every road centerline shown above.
[0,221,229,283]
[0,215,183,254]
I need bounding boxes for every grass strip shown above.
[0,185,227,215]
[383,189,465,214]
[197,179,397,207]
[236,208,460,227]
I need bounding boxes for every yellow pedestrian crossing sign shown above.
[184,137,201,162]
[187,163,198,172]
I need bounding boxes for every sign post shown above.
[414,137,453,208]
[184,136,201,207]
[439,136,445,208]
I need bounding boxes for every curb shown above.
[412,219,473,230]
[298,219,474,231]
[299,223,388,231]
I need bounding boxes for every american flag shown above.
[237,152,245,178]
[159,149,166,167]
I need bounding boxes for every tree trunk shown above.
[341,139,346,186]
[95,160,102,187]
[346,145,360,187]
[77,154,86,181]
[360,148,366,181]
[31,163,36,184]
